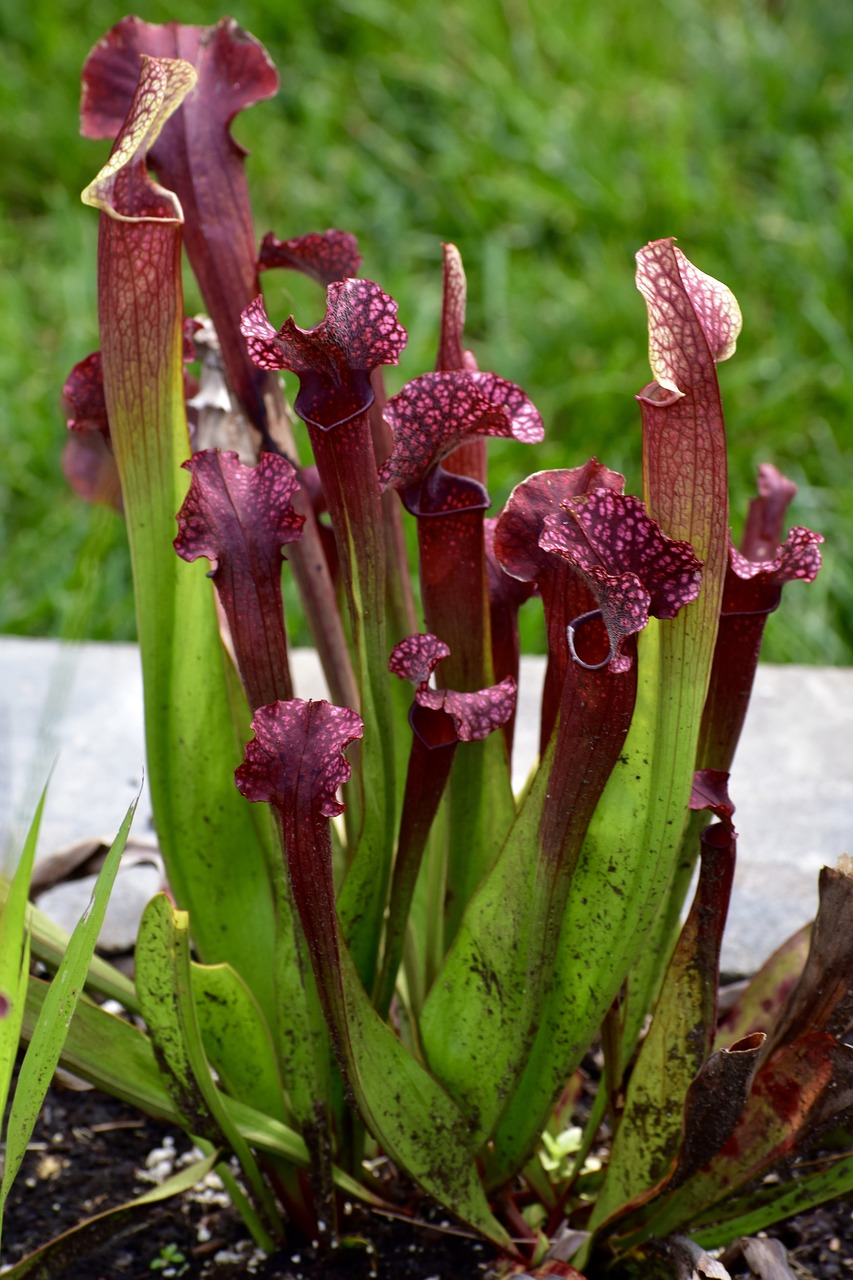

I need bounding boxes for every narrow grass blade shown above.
[22,978,175,1119]
[0,1149,218,1279]
[25,898,139,1012]
[0,782,49,1123]
[0,796,136,1218]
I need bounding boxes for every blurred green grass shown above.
[1,0,851,661]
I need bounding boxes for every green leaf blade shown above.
[0,781,49,1124]
[586,822,736,1238]
[1,796,137,1211]
[135,894,282,1246]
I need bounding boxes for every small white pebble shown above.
[138,1157,174,1186]
[189,1184,230,1209]
[146,1146,174,1167]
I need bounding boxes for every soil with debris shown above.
[2,1078,494,1279]
[3,1078,852,1279]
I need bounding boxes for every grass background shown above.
[1,0,851,661]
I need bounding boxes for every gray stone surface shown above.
[1,638,153,870]
[2,637,851,973]
[0,638,327,871]
[36,862,165,953]
[721,664,853,974]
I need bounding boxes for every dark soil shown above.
[3,1077,852,1279]
[2,1077,495,1279]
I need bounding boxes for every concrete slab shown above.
[720,664,853,974]
[2,637,851,974]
